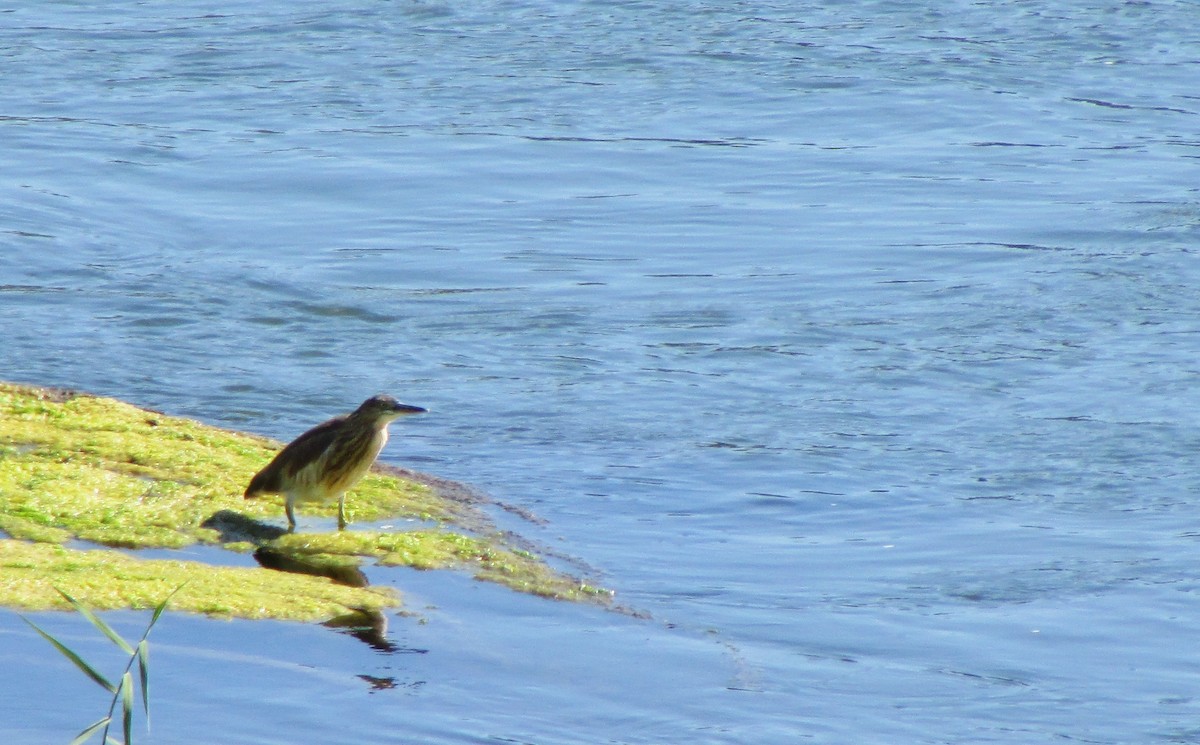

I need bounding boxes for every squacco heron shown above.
[244,394,426,531]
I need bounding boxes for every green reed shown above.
[21,587,180,745]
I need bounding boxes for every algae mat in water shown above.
[0,383,605,622]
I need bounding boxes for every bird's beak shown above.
[393,403,427,415]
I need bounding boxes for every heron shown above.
[244,394,426,531]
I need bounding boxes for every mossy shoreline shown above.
[0,383,609,623]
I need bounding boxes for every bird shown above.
[244,394,426,532]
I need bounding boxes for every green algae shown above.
[0,383,449,549]
[0,383,608,620]
[0,540,398,621]
[272,530,611,602]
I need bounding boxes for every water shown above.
[3,1,1200,742]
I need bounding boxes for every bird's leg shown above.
[337,494,348,531]
[285,496,297,533]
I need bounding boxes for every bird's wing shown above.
[244,415,347,497]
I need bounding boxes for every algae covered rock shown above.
[0,383,606,621]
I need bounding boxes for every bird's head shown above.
[354,394,427,424]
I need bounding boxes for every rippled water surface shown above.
[3,1,1200,743]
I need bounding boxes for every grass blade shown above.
[137,640,151,725]
[120,672,135,744]
[68,716,110,745]
[57,589,135,656]
[148,584,183,628]
[21,617,116,694]
[30,584,180,744]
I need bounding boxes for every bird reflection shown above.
[201,509,407,654]
[323,607,398,653]
[253,546,369,587]
[358,675,399,691]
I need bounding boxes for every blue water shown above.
[3,1,1200,742]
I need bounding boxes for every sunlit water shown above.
[3,1,1200,743]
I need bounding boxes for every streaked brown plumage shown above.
[244,394,426,531]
